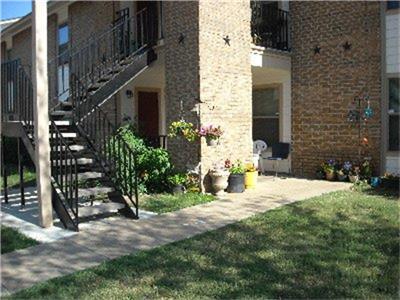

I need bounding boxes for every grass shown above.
[0,165,36,191]
[1,226,39,254]
[8,189,400,299]
[140,192,216,214]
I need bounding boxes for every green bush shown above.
[110,125,173,194]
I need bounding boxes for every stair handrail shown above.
[70,74,139,216]
[49,119,80,228]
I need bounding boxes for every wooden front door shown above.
[138,91,159,139]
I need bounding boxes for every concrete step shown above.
[51,110,72,117]
[78,186,114,198]
[29,132,77,139]
[51,157,94,166]
[24,120,72,126]
[87,83,102,92]
[78,201,125,218]
[51,144,86,152]
[55,171,104,182]
[98,74,113,82]
[77,171,104,180]
[50,132,77,139]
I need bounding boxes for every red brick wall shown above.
[291,1,382,176]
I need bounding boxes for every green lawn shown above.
[141,192,216,214]
[8,189,399,299]
[1,226,39,254]
[0,166,36,191]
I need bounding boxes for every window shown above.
[388,77,399,151]
[387,1,400,10]
[58,24,69,101]
[252,88,280,146]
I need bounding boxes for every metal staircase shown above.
[1,8,158,231]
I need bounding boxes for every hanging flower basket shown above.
[168,120,198,142]
[198,125,223,146]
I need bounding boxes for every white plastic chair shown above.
[253,140,267,170]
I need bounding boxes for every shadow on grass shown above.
[357,185,399,200]
[9,191,399,299]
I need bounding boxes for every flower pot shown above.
[210,171,229,195]
[382,177,399,189]
[337,174,348,182]
[370,177,381,188]
[172,184,185,195]
[206,138,217,146]
[227,174,245,193]
[349,175,359,183]
[325,171,336,181]
[245,171,258,189]
[316,170,325,180]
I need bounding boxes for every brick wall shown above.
[164,0,252,189]
[1,42,6,62]
[9,14,58,77]
[291,1,382,176]
[68,1,115,50]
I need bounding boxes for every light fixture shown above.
[126,90,133,98]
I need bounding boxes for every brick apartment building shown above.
[1,1,399,230]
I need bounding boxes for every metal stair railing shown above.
[1,59,80,230]
[71,76,139,216]
[48,7,157,105]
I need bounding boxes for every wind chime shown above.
[347,94,373,160]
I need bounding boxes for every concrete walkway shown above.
[1,177,350,295]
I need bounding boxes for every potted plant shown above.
[209,161,229,195]
[360,159,372,180]
[168,120,198,142]
[322,159,336,181]
[167,173,187,194]
[381,172,400,189]
[349,166,360,183]
[315,166,325,180]
[244,163,258,189]
[226,159,245,193]
[198,125,223,146]
[337,169,347,182]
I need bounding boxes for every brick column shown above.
[164,1,253,190]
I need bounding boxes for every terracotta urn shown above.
[325,171,336,181]
[209,170,229,195]
[349,175,359,183]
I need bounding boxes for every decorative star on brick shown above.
[223,35,230,46]
[178,33,185,44]
[343,41,351,51]
[313,45,321,55]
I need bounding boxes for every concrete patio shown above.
[1,176,350,295]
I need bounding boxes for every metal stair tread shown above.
[78,201,125,218]
[78,186,115,198]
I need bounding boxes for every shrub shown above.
[167,173,187,186]
[110,124,173,194]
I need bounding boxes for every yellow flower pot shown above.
[245,171,258,189]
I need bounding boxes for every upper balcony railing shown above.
[251,3,290,52]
